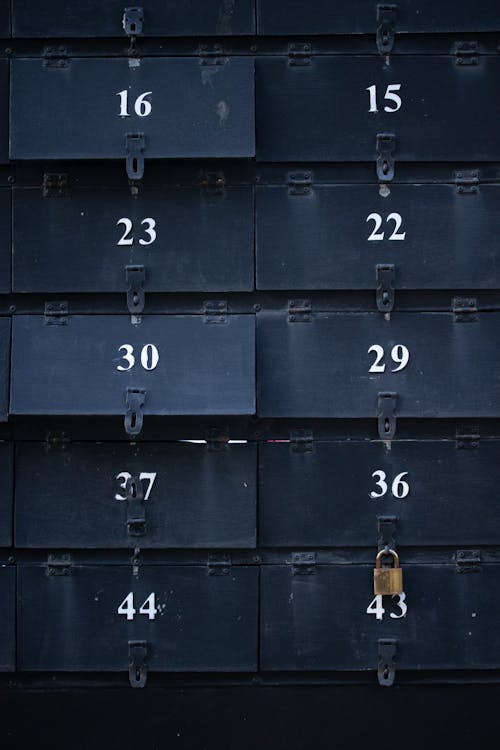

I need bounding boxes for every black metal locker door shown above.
[0,444,14,548]
[0,566,15,671]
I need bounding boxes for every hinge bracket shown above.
[126,265,145,314]
[455,41,478,65]
[128,640,148,688]
[290,429,313,453]
[455,169,479,194]
[453,296,478,322]
[208,553,232,576]
[44,301,68,326]
[43,45,68,68]
[204,300,228,324]
[376,264,395,313]
[376,133,396,182]
[123,7,144,36]
[376,5,397,54]
[125,133,145,180]
[199,171,225,195]
[206,427,230,452]
[292,551,316,575]
[125,475,146,536]
[198,44,225,66]
[456,549,481,573]
[125,388,146,437]
[43,173,68,197]
[378,392,397,440]
[46,553,72,576]
[288,299,311,323]
[378,639,397,687]
[378,516,398,551]
[288,42,312,66]
[456,424,480,450]
[287,171,312,196]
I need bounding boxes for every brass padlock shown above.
[373,549,403,596]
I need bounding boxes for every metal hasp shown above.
[376,134,396,182]
[128,640,148,688]
[378,639,397,687]
[125,387,146,436]
[376,264,395,312]
[378,516,397,551]
[376,5,397,54]
[125,133,145,180]
[123,7,144,36]
[125,265,145,314]
[377,392,397,440]
[125,475,146,536]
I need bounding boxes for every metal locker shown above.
[0,566,15,671]
[0,188,11,292]
[0,444,14,548]
[0,61,9,164]
[15,442,257,548]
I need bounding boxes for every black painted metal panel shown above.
[11,315,255,416]
[0,188,11,292]
[0,318,10,422]
[12,0,255,37]
[16,442,257,548]
[11,58,255,160]
[261,563,500,670]
[257,0,500,35]
[0,61,9,164]
[0,444,14,548]
[18,564,258,671]
[260,440,500,547]
[256,57,500,161]
[0,567,15,671]
[256,184,500,290]
[257,312,500,418]
[0,3,9,37]
[13,186,254,293]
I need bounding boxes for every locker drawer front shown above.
[16,442,257,548]
[0,318,10,422]
[11,58,255,160]
[0,444,14,547]
[257,312,500,418]
[13,186,254,293]
[0,62,9,164]
[257,0,500,35]
[256,183,500,290]
[0,188,10,292]
[0,567,15,671]
[11,315,255,417]
[18,565,259,672]
[12,0,255,37]
[260,440,500,547]
[256,57,500,162]
[261,563,500,671]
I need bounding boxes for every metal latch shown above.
[288,171,312,196]
[123,7,144,36]
[46,553,72,576]
[455,169,479,194]
[288,299,312,323]
[126,265,145,314]
[125,388,146,436]
[125,133,145,180]
[288,42,312,66]
[44,301,68,326]
[125,475,146,536]
[454,41,478,66]
[376,5,397,54]
[376,134,396,182]
[453,297,477,322]
[208,553,232,576]
[292,552,316,575]
[378,639,397,687]
[43,173,68,197]
[378,392,397,440]
[378,516,398,551]
[290,429,313,453]
[128,640,148,688]
[376,264,395,313]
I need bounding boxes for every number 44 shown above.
[117,592,157,621]
[366,593,407,621]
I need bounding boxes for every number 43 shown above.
[366,593,407,621]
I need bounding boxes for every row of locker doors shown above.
[1,179,500,293]
[1,1,499,37]
[1,56,500,165]
[1,439,500,548]
[1,560,499,677]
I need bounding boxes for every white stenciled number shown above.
[116,217,157,246]
[115,472,157,501]
[370,471,410,499]
[366,212,406,241]
[366,593,407,621]
[116,344,159,371]
[366,83,402,113]
[116,90,152,117]
[368,344,410,373]
[117,592,157,621]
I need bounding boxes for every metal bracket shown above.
[123,7,144,36]
[454,41,478,65]
[456,424,480,450]
[378,516,398,551]
[44,301,68,326]
[378,393,397,440]
[46,431,71,452]
[128,640,148,688]
[42,173,68,197]
[208,553,232,576]
[292,552,316,575]
[206,427,230,452]
[288,42,312,66]
[198,44,225,66]
[376,264,395,313]
[456,549,481,573]
[376,5,397,54]
[125,475,146,536]
[378,639,397,687]
[43,45,68,68]
[204,300,228,324]
[290,429,313,454]
[376,134,396,182]
[46,553,72,576]
[125,388,146,437]
[453,296,478,322]
[288,299,312,323]
[126,265,145,314]
[455,169,479,194]
[199,171,225,195]
[125,133,145,180]
[288,171,312,196]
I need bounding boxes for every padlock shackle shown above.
[375,548,400,569]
